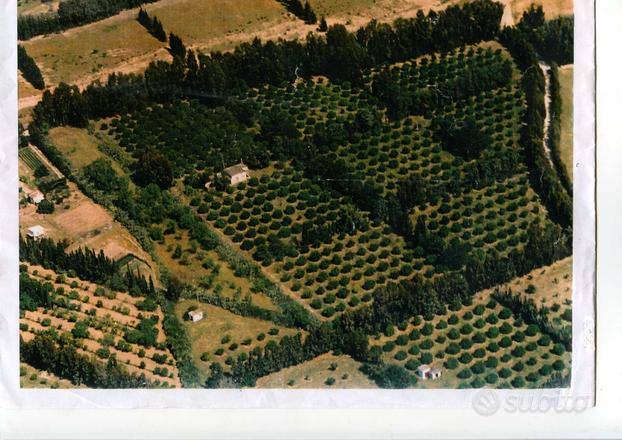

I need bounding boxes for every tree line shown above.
[546,62,573,196]
[19,235,156,296]
[18,45,45,90]
[31,0,505,127]
[19,271,52,311]
[498,26,572,228]
[137,8,166,42]
[279,0,318,24]
[516,5,573,65]
[18,0,160,41]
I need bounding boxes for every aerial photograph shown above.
[16,0,573,389]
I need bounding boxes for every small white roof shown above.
[188,310,203,317]
[223,162,249,177]
[27,225,45,236]
[417,364,431,372]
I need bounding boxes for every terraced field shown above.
[20,264,180,387]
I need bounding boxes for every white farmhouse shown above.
[29,190,44,204]
[188,310,204,322]
[416,364,431,379]
[222,162,250,186]
[429,367,442,380]
[27,225,46,240]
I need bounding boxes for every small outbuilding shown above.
[29,190,44,204]
[429,367,442,380]
[27,225,46,240]
[188,310,204,322]
[416,364,431,379]
[222,161,250,186]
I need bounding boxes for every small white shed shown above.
[188,310,204,322]
[29,191,44,204]
[27,225,46,240]
[416,364,431,379]
[429,367,442,380]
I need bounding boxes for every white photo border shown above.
[0,0,595,410]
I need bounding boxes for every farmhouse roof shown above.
[223,162,248,177]
[27,225,45,236]
[417,364,431,373]
[188,310,203,318]
[29,190,44,202]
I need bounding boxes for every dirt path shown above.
[539,61,555,168]
[500,0,515,27]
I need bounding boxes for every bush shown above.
[511,376,526,387]
[552,360,565,371]
[459,352,473,364]
[394,351,407,361]
[420,352,433,364]
[485,372,499,384]
[383,341,396,352]
[471,361,485,374]
[498,367,512,379]
[444,358,459,370]
[405,359,419,371]
[457,369,472,379]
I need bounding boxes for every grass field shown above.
[148,0,294,52]
[18,72,41,99]
[256,352,377,388]
[154,231,278,311]
[509,0,573,20]
[558,64,573,179]
[48,126,128,176]
[18,0,58,16]
[21,12,166,88]
[174,300,302,382]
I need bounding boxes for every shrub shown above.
[552,360,565,371]
[420,352,433,364]
[498,336,512,348]
[538,335,552,346]
[444,358,459,370]
[405,359,419,371]
[471,361,485,374]
[485,373,498,384]
[419,339,433,350]
[383,341,396,352]
[539,364,553,376]
[459,352,473,364]
[394,351,407,361]
[457,369,472,379]
[511,376,526,387]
